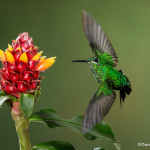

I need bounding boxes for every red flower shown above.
[0,32,56,98]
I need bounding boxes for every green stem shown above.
[11,102,31,150]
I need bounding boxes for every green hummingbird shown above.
[73,11,132,133]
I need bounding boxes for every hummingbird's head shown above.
[72,56,100,65]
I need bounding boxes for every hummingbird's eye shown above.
[95,58,99,62]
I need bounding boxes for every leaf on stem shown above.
[29,108,116,143]
[32,141,75,150]
[114,142,121,150]
[0,91,17,108]
[34,90,41,102]
[93,148,106,150]
[20,93,34,118]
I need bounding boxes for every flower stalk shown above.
[11,102,31,150]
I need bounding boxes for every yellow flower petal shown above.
[6,50,15,63]
[8,44,13,52]
[49,56,56,60]
[16,46,21,51]
[19,52,28,63]
[0,50,6,62]
[32,51,43,61]
[29,47,32,50]
[40,56,46,62]
[36,57,56,72]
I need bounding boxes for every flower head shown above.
[0,32,55,98]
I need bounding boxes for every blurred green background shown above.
[0,0,149,149]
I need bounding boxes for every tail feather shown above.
[120,90,125,107]
[120,85,131,106]
[119,70,132,106]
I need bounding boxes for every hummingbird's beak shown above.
[72,60,87,63]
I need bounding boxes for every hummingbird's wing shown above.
[82,11,118,66]
[83,84,116,133]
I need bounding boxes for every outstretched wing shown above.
[82,11,118,66]
[83,83,116,133]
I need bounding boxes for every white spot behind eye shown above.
[91,61,97,64]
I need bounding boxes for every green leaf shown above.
[114,142,121,150]
[30,108,116,142]
[20,93,34,118]
[34,90,41,102]
[93,148,106,150]
[0,91,17,108]
[32,141,75,150]
[84,121,115,141]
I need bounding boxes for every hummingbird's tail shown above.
[120,86,131,106]
[119,70,132,106]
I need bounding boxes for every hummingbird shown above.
[72,11,132,133]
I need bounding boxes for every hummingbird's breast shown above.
[89,63,105,83]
